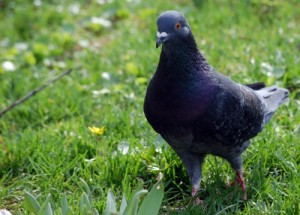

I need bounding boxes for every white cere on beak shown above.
[157,31,168,38]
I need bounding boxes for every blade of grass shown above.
[137,173,164,215]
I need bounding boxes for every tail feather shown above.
[245,82,266,90]
[255,86,289,125]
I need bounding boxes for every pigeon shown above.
[144,10,289,201]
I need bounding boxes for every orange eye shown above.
[175,22,181,30]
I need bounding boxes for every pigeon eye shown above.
[175,22,181,30]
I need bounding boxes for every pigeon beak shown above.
[156,31,168,48]
[156,37,163,48]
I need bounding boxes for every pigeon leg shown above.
[179,152,205,205]
[236,170,247,200]
[179,152,205,197]
[227,155,247,200]
[192,187,198,197]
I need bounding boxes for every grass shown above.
[0,0,299,214]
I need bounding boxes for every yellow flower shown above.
[88,126,105,135]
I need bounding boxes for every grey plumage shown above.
[144,10,289,200]
[255,86,289,125]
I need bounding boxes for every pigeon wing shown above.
[193,75,265,146]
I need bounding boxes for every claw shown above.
[191,187,204,205]
[236,171,247,200]
[194,198,204,205]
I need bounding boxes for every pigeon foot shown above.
[191,187,204,205]
[226,171,247,201]
[194,197,204,205]
[236,171,247,201]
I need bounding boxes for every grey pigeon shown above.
[144,10,289,201]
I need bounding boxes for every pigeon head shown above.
[156,11,192,48]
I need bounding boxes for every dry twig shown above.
[0,69,72,118]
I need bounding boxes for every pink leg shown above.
[191,186,203,205]
[192,187,198,197]
[236,171,247,200]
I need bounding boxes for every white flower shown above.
[118,141,129,155]
[34,0,42,7]
[101,72,110,80]
[261,62,273,76]
[78,39,89,48]
[0,209,13,215]
[15,42,28,51]
[2,61,15,72]
[69,4,80,14]
[91,17,112,28]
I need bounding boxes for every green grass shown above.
[0,0,300,214]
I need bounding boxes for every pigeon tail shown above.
[255,86,289,125]
[245,82,265,90]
